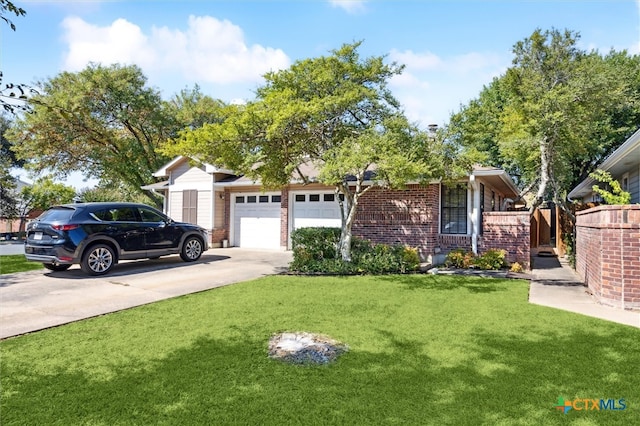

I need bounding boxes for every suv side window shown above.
[91,209,112,221]
[93,207,138,222]
[138,207,166,223]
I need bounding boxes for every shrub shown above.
[563,233,576,269]
[290,227,420,274]
[353,243,420,274]
[444,248,508,270]
[509,262,524,273]
[290,227,341,272]
[444,249,474,268]
[474,249,508,270]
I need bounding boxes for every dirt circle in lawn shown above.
[268,332,348,365]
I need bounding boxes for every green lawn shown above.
[0,254,43,274]
[1,275,638,425]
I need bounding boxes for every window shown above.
[621,173,630,192]
[324,194,335,202]
[259,195,269,203]
[309,194,320,202]
[295,194,306,202]
[138,207,166,223]
[182,190,197,224]
[247,196,257,203]
[441,184,467,234]
[97,207,138,222]
[235,196,245,203]
[271,195,281,203]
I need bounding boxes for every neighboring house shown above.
[0,179,38,237]
[568,127,640,203]
[569,128,640,310]
[144,156,529,266]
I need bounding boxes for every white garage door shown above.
[233,193,281,249]
[292,192,342,230]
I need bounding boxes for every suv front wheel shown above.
[82,244,116,275]
[180,236,203,262]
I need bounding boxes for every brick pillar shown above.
[576,205,640,310]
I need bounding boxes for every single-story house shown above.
[568,127,640,203]
[569,127,640,310]
[143,156,528,265]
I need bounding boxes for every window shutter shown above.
[182,190,198,224]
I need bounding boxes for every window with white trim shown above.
[441,184,467,234]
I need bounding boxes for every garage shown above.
[232,193,281,249]
[291,191,342,231]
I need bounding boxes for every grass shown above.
[1,274,638,425]
[0,254,43,274]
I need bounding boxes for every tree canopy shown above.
[164,42,454,261]
[6,64,183,205]
[19,177,76,214]
[448,28,640,211]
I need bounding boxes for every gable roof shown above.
[150,156,519,198]
[568,127,640,200]
[152,156,235,178]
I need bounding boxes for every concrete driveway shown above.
[0,248,292,339]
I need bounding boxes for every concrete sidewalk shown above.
[528,254,639,328]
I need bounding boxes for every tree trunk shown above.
[530,136,551,214]
[339,197,358,262]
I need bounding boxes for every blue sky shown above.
[3,0,640,188]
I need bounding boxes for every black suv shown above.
[24,202,209,275]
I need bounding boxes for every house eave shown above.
[568,127,640,200]
[470,167,520,199]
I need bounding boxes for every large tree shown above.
[164,42,451,261]
[14,177,76,232]
[6,64,181,205]
[448,28,640,212]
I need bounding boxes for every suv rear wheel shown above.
[180,236,203,262]
[43,263,72,272]
[82,244,116,275]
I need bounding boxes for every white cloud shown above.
[61,15,290,86]
[329,0,367,14]
[62,17,155,70]
[388,49,508,127]
[389,49,442,71]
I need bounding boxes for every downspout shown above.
[154,190,167,213]
[210,173,216,245]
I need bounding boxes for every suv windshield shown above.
[36,207,77,222]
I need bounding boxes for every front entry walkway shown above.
[528,254,639,328]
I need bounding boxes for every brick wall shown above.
[437,234,472,254]
[478,212,531,269]
[210,228,227,244]
[576,205,640,310]
[352,184,440,259]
